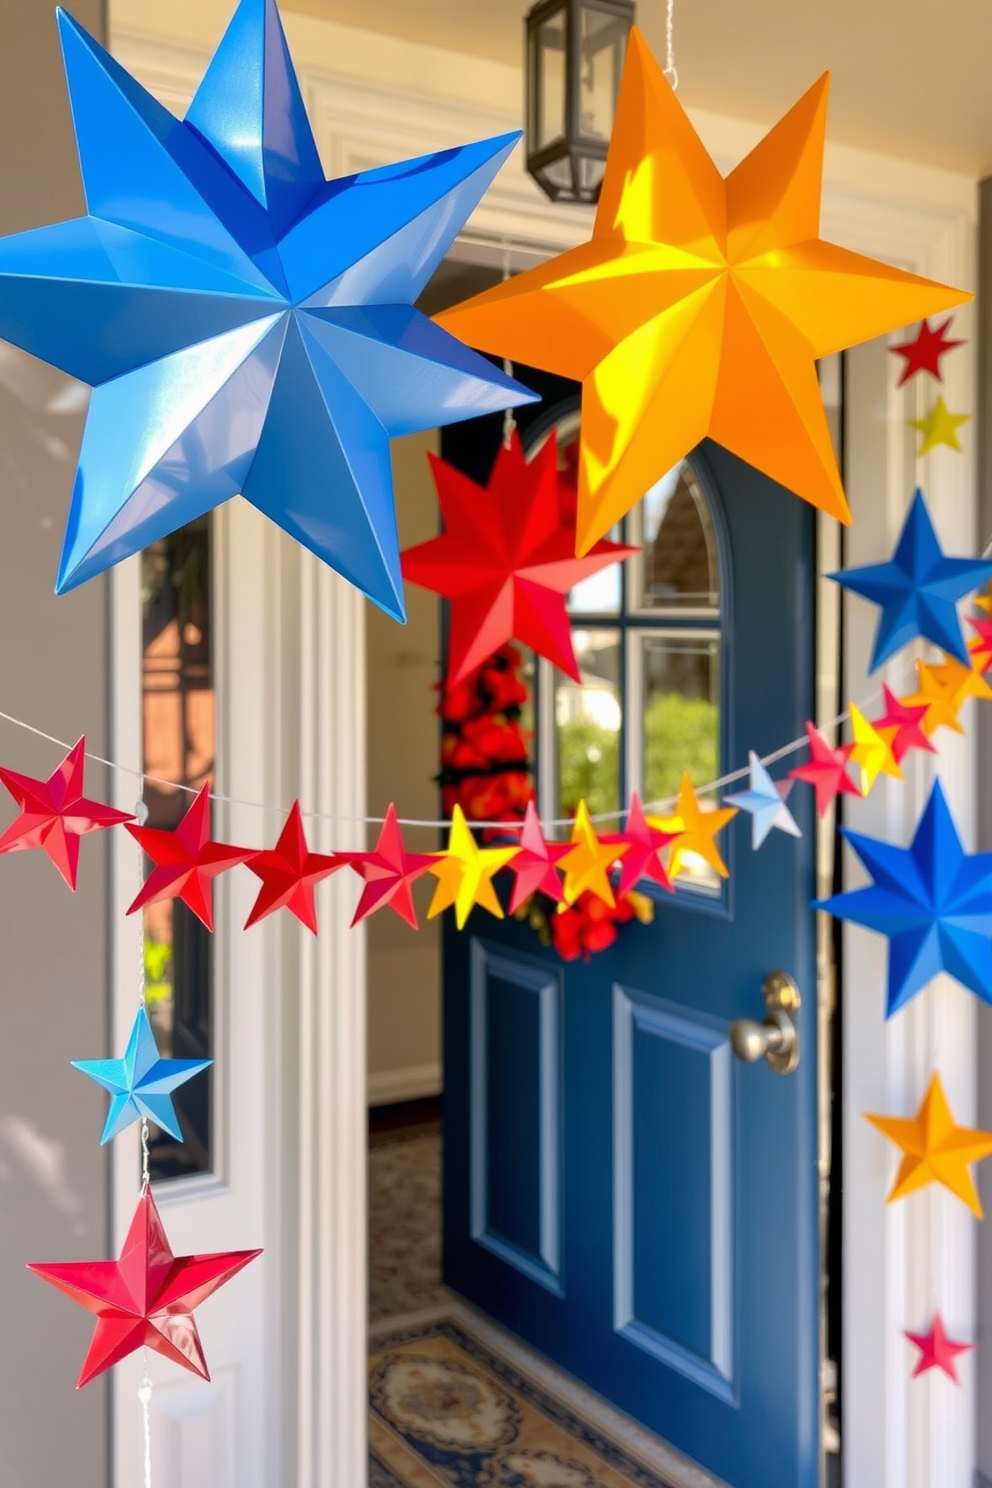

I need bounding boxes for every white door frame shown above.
[108,13,978,1487]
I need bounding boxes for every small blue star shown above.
[829,488,992,671]
[72,1006,211,1144]
[725,751,801,849]
[0,0,534,617]
[815,779,992,1018]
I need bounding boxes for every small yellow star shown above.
[903,658,968,738]
[427,805,519,929]
[650,773,737,881]
[975,582,992,616]
[865,1072,992,1217]
[909,396,970,455]
[845,702,902,795]
[558,801,626,907]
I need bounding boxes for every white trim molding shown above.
[106,13,978,1488]
[368,1063,442,1107]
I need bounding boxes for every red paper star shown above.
[346,803,437,928]
[505,801,570,913]
[244,801,345,933]
[890,317,964,386]
[0,737,133,889]
[29,1187,260,1387]
[401,430,637,684]
[126,784,254,931]
[788,722,862,817]
[968,616,992,673]
[870,684,937,765]
[604,792,677,898]
[905,1313,973,1383]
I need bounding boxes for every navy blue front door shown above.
[441,388,818,1488]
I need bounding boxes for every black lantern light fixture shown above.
[524,0,635,204]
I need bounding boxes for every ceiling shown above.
[286,0,992,176]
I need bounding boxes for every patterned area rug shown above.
[369,1315,686,1488]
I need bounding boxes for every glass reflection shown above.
[555,629,621,820]
[630,461,719,612]
[142,516,215,1182]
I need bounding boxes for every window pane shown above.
[630,460,719,612]
[142,517,215,1182]
[533,11,566,149]
[578,7,625,142]
[639,632,720,893]
[555,629,621,820]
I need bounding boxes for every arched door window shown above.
[525,403,724,895]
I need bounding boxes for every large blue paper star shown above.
[814,779,992,1017]
[72,1005,211,1143]
[828,488,992,671]
[725,751,801,849]
[0,0,534,617]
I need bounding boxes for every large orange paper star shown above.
[865,1072,992,1217]
[650,774,737,881]
[437,30,969,554]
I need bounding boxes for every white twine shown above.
[663,0,678,89]
[139,1360,153,1488]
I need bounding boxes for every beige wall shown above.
[0,1,110,1485]
[366,431,442,1103]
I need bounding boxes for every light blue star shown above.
[0,0,534,618]
[72,1006,211,1144]
[815,779,992,1018]
[829,488,992,671]
[725,751,801,849]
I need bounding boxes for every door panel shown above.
[442,386,818,1488]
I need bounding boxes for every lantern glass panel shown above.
[532,8,567,151]
[577,154,608,196]
[578,6,626,142]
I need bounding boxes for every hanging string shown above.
[663,0,678,89]
[501,240,516,450]
[139,1357,153,1488]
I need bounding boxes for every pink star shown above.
[905,1313,973,1383]
[870,684,937,765]
[0,737,133,888]
[603,792,676,898]
[788,721,862,817]
[504,801,571,913]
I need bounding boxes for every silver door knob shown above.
[729,970,800,1075]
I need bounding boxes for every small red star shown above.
[890,317,964,386]
[603,792,676,898]
[505,801,571,913]
[0,737,133,889]
[870,684,937,765]
[244,801,346,933]
[788,722,862,817]
[126,784,254,931]
[29,1186,260,1387]
[401,430,636,684]
[968,616,992,673]
[346,804,437,928]
[905,1313,973,1383]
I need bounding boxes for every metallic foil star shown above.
[909,396,971,455]
[829,489,992,669]
[788,722,861,817]
[345,804,438,929]
[427,805,518,929]
[436,29,968,554]
[844,703,902,795]
[889,317,964,386]
[0,737,133,889]
[402,430,636,683]
[650,774,736,881]
[816,780,992,1017]
[504,801,571,913]
[870,684,936,765]
[244,800,345,932]
[905,1313,973,1382]
[725,752,801,849]
[29,1187,260,1386]
[0,0,533,614]
[72,1005,210,1143]
[603,792,676,895]
[558,801,626,907]
[126,784,255,931]
[864,1072,992,1217]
